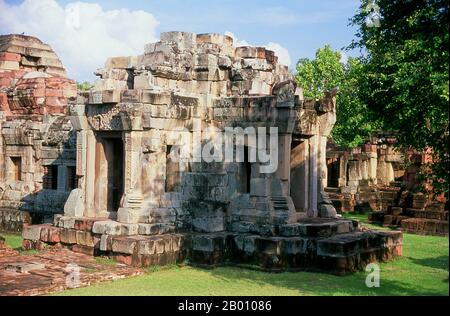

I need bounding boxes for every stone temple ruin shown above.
[1,32,403,274]
[0,35,77,232]
[326,133,448,236]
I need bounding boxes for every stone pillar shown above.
[361,160,368,180]
[84,130,96,217]
[308,135,318,217]
[368,152,378,185]
[338,157,347,188]
[347,160,360,192]
[290,138,309,212]
[117,130,144,223]
[63,130,86,218]
[123,131,143,194]
[23,145,34,184]
[276,133,292,196]
[76,130,87,188]
[94,139,108,215]
[318,135,328,190]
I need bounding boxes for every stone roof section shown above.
[93,31,291,97]
[0,34,67,77]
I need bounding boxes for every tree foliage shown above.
[77,81,93,91]
[350,0,449,197]
[295,45,379,148]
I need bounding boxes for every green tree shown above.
[295,45,379,148]
[295,45,344,99]
[77,81,93,91]
[350,0,449,197]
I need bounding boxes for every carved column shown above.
[308,135,318,217]
[318,135,328,190]
[117,108,144,224]
[84,130,96,217]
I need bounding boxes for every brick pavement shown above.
[0,247,144,296]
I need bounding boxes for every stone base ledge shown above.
[22,220,403,275]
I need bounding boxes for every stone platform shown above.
[22,217,403,275]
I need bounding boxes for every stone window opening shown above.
[237,146,252,194]
[346,163,350,187]
[244,146,251,193]
[66,166,77,190]
[43,165,58,190]
[10,157,22,181]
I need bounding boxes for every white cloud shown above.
[265,42,291,68]
[0,0,159,82]
[224,31,251,47]
[225,31,291,67]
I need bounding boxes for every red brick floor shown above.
[0,248,144,296]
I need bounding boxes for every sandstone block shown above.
[111,236,138,255]
[0,60,20,70]
[75,231,96,247]
[92,220,123,235]
[122,224,139,236]
[235,47,257,59]
[0,52,21,62]
[100,234,112,251]
[60,229,77,244]
[22,225,45,241]
[40,226,61,243]
[138,237,157,255]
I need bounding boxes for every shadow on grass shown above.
[409,255,449,271]
[195,264,447,296]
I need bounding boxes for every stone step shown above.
[22,224,403,274]
[279,219,358,238]
[404,208,448,220]
[269,196,292,213]
[324,187,340,193]
[317,231,402,258]
[401,218,449,236]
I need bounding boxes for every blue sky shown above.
[1,0,362,81]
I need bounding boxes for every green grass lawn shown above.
[2,232,22,249]
[2,218,449,296]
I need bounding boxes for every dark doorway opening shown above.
[96,134,124,213]
[244,146,251,193]
[107,137,124,212]
[11,157,22,181]
[327,158,340,188]
[43,165,58,190]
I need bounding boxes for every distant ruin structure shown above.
[0,35,77,232]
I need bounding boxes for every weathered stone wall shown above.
[325,132,406,213]
[0,35,77,231]
[0,208,31,232]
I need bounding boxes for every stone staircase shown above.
[270,196,291,212]
[190,218,402,275]
[325,186,402,214]
[369,192,448,237]
[401,201,449,236]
